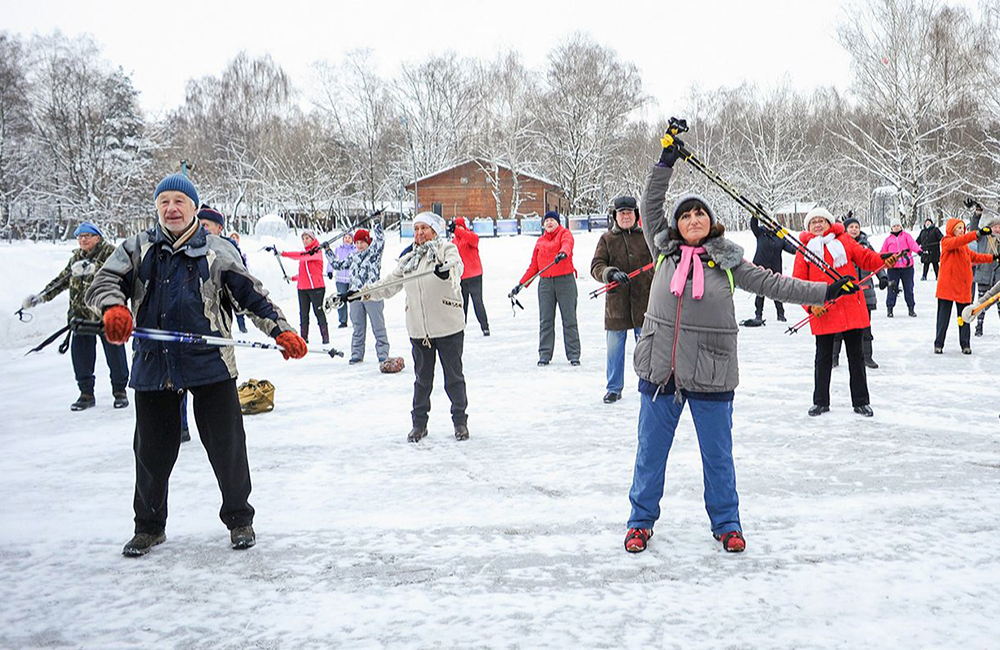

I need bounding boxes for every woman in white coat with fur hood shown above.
[359,212,469,443]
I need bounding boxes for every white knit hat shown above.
[803,207,834,230]
[413,211,445,236]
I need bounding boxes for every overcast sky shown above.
[0,0,985,120]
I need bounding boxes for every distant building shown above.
[773,201,818,229]
[404,159,567,221]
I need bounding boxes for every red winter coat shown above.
[283,244,326,290]
[451,218,483,280]
[793,222,885,336]
[519,225,575,285]
[936,218,993,303]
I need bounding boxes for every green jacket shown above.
[40,239,116,321]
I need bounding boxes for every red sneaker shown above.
[624,528,653,553]
[714,530,745,553]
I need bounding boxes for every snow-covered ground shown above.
[0,227,996,649]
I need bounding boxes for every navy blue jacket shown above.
[750,217,797,271]
[86,223,292,391]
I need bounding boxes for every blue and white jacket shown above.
[325,222,385,292]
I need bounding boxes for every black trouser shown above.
[297,288,327,342]
[886,267,915,310]
[132,379,254,534]
[814,329,869,407]
[832,308,874,362]
[935,299,970,350]
[754,295,784,320]
[410,331,467,428]
[461,275,490,333]
[70,332,129,395]
[975,283,999,332]
[921,260,939,280]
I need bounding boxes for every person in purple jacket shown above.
[879,216,922,317]
[328,233,356,328]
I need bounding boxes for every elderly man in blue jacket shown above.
[87,173,307,557]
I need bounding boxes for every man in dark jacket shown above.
[746,214,797,325]
[590,196,652,403]
[832,216,886,368]
[22,222,129,410]
[86,173,308,558]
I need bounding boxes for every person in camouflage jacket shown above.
[22,222,129,411]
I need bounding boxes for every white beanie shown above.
[803,207,834,230]
[890,216,903,228]
[413,211,445,236]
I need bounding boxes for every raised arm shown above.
[640,164,674,255]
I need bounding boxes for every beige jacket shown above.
[362,240,465,340]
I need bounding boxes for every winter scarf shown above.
[670,245,706,299]
[398,238,444,274]
[806,232,848,268]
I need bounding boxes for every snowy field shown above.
[1,226,997,649]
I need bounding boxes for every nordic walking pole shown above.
[589,262,654,299]
[785,259,898,334]
[69,320,345,358]
[508,255,565,316]
[261,245,292,283]
[323,260,459,313]
[313,209,383,253]
[664,118,850,286]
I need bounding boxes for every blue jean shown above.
[606,328,641,394]
[335,281,350,325]
[627,393,741,536]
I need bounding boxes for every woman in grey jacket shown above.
[623,138,853,555]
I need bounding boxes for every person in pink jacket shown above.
[282,230,329,344]
[879,217,922,317]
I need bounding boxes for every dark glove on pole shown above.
[433,263,450,280]
[824,276,858,302]
[610,270,630,286]
[554,252,567,263]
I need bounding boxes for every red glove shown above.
[103,305,134,344]
[276,331,307,360]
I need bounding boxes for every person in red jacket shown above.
[276,230,329,344]
[793,207,894,417]
[449,217,490,336]
[511,211,580,365]
[934,217,997,354]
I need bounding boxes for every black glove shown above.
[993,253,1000,262]
[824,276,858,302]
[878,275,888,290]
[510,284,522,296]
[338,291,352,303]
[554,252,567,263]
[326,271,334,279]
[447,220,457,235]
[264,246,276,253]
[658,141,682,168]
[433,263,450,280]
[980,226,992,236]
[610,270,630,286]
[965,197,979,209]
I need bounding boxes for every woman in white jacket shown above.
[360,212,468,442]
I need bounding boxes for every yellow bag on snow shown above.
[238,379,275,415]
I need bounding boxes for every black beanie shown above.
[842,216,860,229]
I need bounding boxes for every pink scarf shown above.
[670,246,706,299]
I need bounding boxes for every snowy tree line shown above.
[1,0,999,241]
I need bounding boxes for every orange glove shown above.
[103,305,133,344]
[810,305,828,317]
[276,331,307,360]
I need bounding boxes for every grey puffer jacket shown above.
[635,164,827,396]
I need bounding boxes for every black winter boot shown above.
[319,322,330,345]
[808,405,830,416]
[122,531,165,557]
[454,424,470,441]
[113,391,129,409]
[300,322,309,344]
[71,394,96,411]
[230,525,256,550]
[407,426,428,443]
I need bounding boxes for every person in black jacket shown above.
[744,215,797,325]
[832,216,887,369]
[916,218,943,281]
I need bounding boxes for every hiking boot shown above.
[908,308,917,317]
[865,358,879,369]
[407,426,428,443]
[886,308,893,318]
[230,525,256,550]
[714,530,746,553]
[537,360,549,366]
[853,405,874,417]
[776,313,787,322]
[113,391,129,409]
[808,405,830,417]
[570,359,581,366]
[349,358,363,365]
[454,424,469,441]
[122,531,165,557]
[934,347,943,354]
[180,427,191,443]
[482,329,490,337]
[624,528,653,553]
[318,323,330,345]
[70,394,96,411]
[962,347,972,355]
[975,324,983,337]
[603,392,621,404]
[338,322,349,329]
